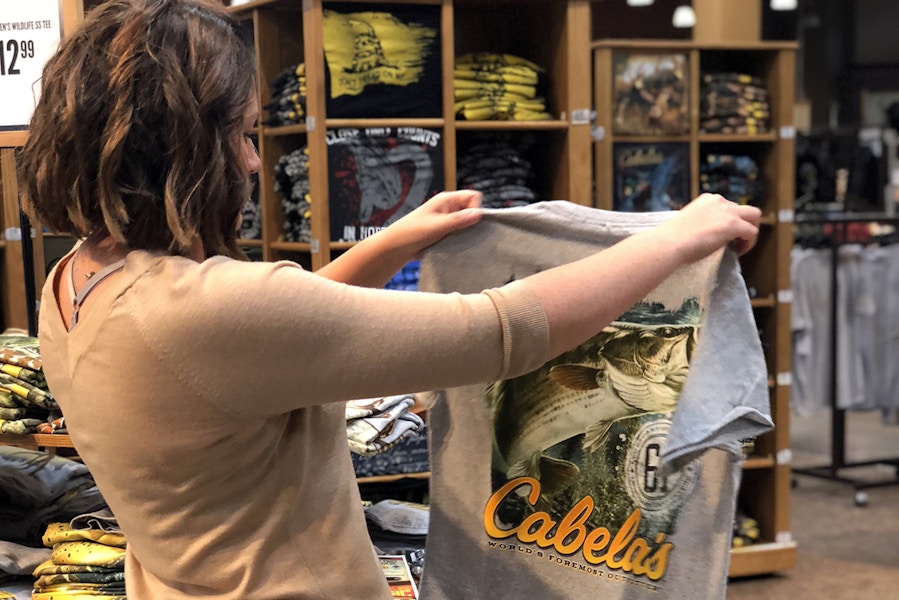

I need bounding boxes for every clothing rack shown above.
[792,212,899,505]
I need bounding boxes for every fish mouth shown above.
[652,330,692,363]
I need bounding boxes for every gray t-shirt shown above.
[418,201,772,600]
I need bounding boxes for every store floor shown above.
[726,409,899,599]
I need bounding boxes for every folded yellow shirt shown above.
[43,523,127,549]
[50,542,126,569]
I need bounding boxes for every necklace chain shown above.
[75,245,97,281]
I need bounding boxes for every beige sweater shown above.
[38,250,549,599]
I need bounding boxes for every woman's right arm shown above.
[146,194,758,413]
[520,193,761,358]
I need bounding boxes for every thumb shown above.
[449,207,483,231]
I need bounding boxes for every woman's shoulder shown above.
[129,252,306,287]
[122,252,315,325]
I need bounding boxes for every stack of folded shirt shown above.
[32,520,126,600]
[730,509,761,549]
[365,500,428,564]
[346,395,425,457]
[351,423,429,478]
[454,53,551,121]
[263,63,306,127]
[700,72,770,134]
[238,194,261,241]
[700,154,765,207]
[366,500,428,588]
[457,133,538,208]
[0,336,61,435]
[0,448,107,548]
[238,176,261,241]
[273,147,312,243]
[0,540,51,595]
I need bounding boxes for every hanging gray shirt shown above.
[418,201,772,600]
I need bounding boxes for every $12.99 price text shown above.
[0,39,36,76]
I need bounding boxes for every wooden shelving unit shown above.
[356,471,431,484]
[0,433,75,450]
[223,0,595,517]
[228,0,593,271]
[4,0,593,312]
[592,39,798,577]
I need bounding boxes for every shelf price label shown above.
[0,0,61,131]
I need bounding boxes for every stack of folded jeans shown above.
[0,448,107,548]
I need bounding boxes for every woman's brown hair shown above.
[18,0,256,259]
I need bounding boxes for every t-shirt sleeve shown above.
[128,256,549,417]
[660,250,774,472]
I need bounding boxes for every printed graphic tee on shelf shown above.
[418,202,772,600]
[322,3,441,118]
[327,127,444,243]
[612,53,690,136]
[613,142,690,212]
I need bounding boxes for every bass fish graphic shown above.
[488,323,697,500]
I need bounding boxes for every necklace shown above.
[67,250,127,329]
[73,245,97,281]
[73,238,128,283]
[72,244,97,281]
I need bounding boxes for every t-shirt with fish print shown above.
[418,201,772,600]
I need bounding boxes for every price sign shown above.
[0,0,61,131]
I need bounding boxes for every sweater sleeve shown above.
[126,256,550,417]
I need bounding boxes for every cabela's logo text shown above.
[483,477,672,581]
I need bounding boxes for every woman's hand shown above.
[387,190,484,258]
[317,190,483,288]
[657,193,762,264]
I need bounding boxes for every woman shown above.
[18,0,760,598]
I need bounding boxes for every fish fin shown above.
[507,454,541,483]
[548,365,603,391]
[536,496,554,514]
[537,455,580,497]
[583,419,616,453]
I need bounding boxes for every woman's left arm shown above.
[316,190,483,287]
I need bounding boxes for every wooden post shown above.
[61,0,84,36]
[692,0,762,43]
[1,149,28,331]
